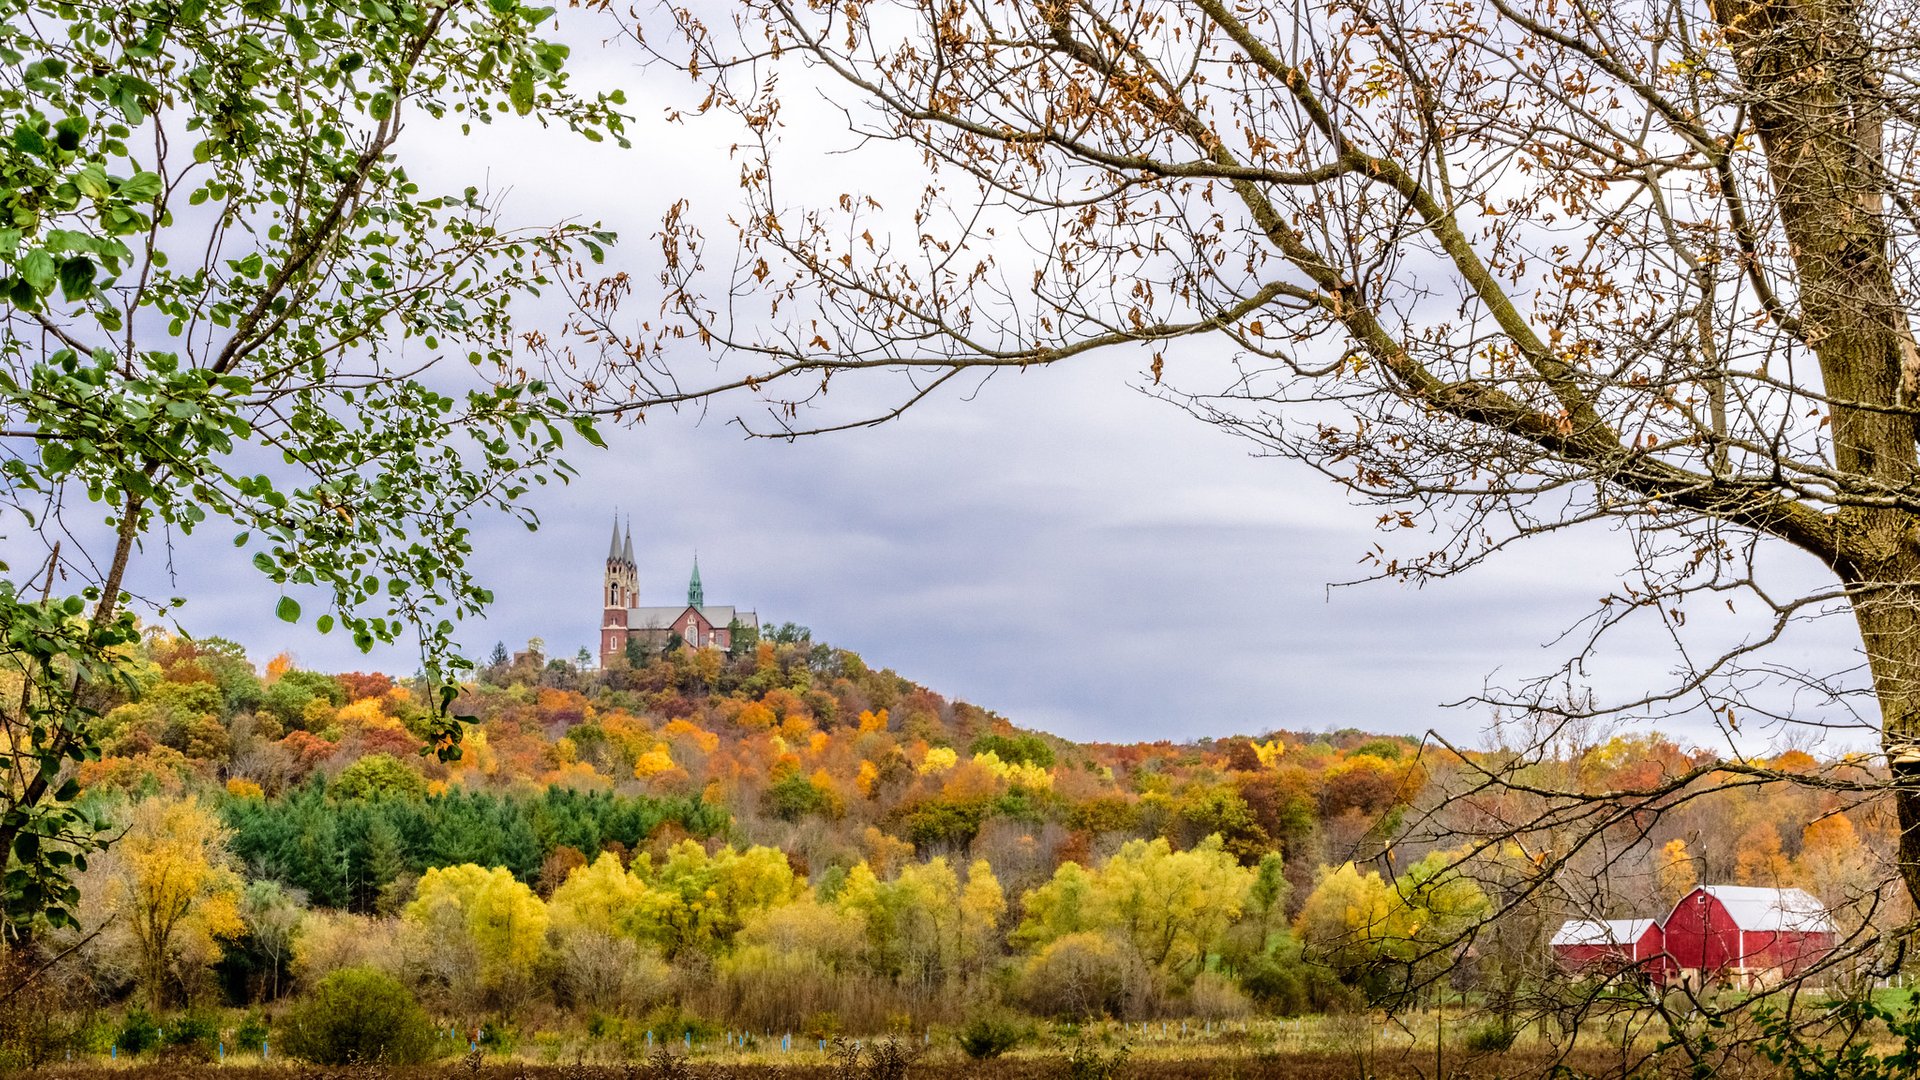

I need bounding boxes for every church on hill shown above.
[599,520,759,666]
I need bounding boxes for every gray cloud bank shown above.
[102,10,1868,749]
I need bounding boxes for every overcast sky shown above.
[111,9,1871,748]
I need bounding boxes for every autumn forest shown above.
[0,624,1895,1070]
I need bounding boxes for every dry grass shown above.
[6,1046,1689,1080]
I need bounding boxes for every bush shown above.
[233,1011,270,1052]
[1237,953,1308,1016]
[1185,971,1253,1020]
[116,1009,161,1055]
[1064,1034,1131,1080]
[281,966,436,1064]
[636,1006,722,1045]
[1018,932,1154,1020]
[957,1014,1025,1059]
[1461,1021,1517,1053]
[165,1010,221,1051]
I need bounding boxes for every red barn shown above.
[1634,919,1672,982]
[1551,918,1657,973]
[1657,885,1834,988]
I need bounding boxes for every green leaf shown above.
[510,69,535,116]
[275,595,300,622]
[120,171,163,201]
[72,165,112,200]
[19,250,54,294]
[57,256,94,300]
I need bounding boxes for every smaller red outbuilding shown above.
[1550,918,1658,973]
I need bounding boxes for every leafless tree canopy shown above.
[553,0,1920,919]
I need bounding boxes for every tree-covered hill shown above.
[21,627,1896,1036]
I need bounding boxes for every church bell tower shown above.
[601,517,637,663]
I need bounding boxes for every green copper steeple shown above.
[688,556,704,607]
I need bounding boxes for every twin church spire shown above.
[599,511,756,664]
[598,516,759,666]
[603,515,704,612]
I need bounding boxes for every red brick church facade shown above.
[599,521,759,665]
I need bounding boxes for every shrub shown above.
[1186,971,1253,1020]
[233,1011,270,1052]
[636,1006,722,1045]
[829,1035,921,1080]
[0,977,79,1069]
[479,1018,518,1054]
[1064,1034,1131,1080]
[1018,932,1153,1020]
[1462,1021,1517,1053]
[169,1011,219,1045]
[957,1014,1025,1059]
[1237,953,1308,1016]
[281,966,436,1065]
[116,1009,160,1055]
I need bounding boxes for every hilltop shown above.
[84,628,1426,907]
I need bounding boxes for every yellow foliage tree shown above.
[1799,814,1871,907]
[1293,861,1395,982]
[548,852,648,937]
[1251,739,1286,769]
[1015,835,1252,984]
[630,840,799,957]
[1656,838,1698,907]
[633,746,676,778]
[959,858,1007,973]
[1734,822,1795,886]
[406,864,549,998]
[661,718,720,754]
[110,795,245,1008]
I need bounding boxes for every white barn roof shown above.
[1551,918,1655,947]
[1696,885,1835,934]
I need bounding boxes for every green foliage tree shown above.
[0,0,624,937]
[332,753,427,802]
[969,733,1055,769]
[236,878,305,1002]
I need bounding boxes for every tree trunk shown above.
[1711,0,1920,904]
[1848,557,1920,903]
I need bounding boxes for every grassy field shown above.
[7,1049,1650,1080]
[9,1008,1797,1078]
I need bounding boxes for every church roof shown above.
[607,519,621,561]
[625,605,759,631]
[622,523,634,564]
